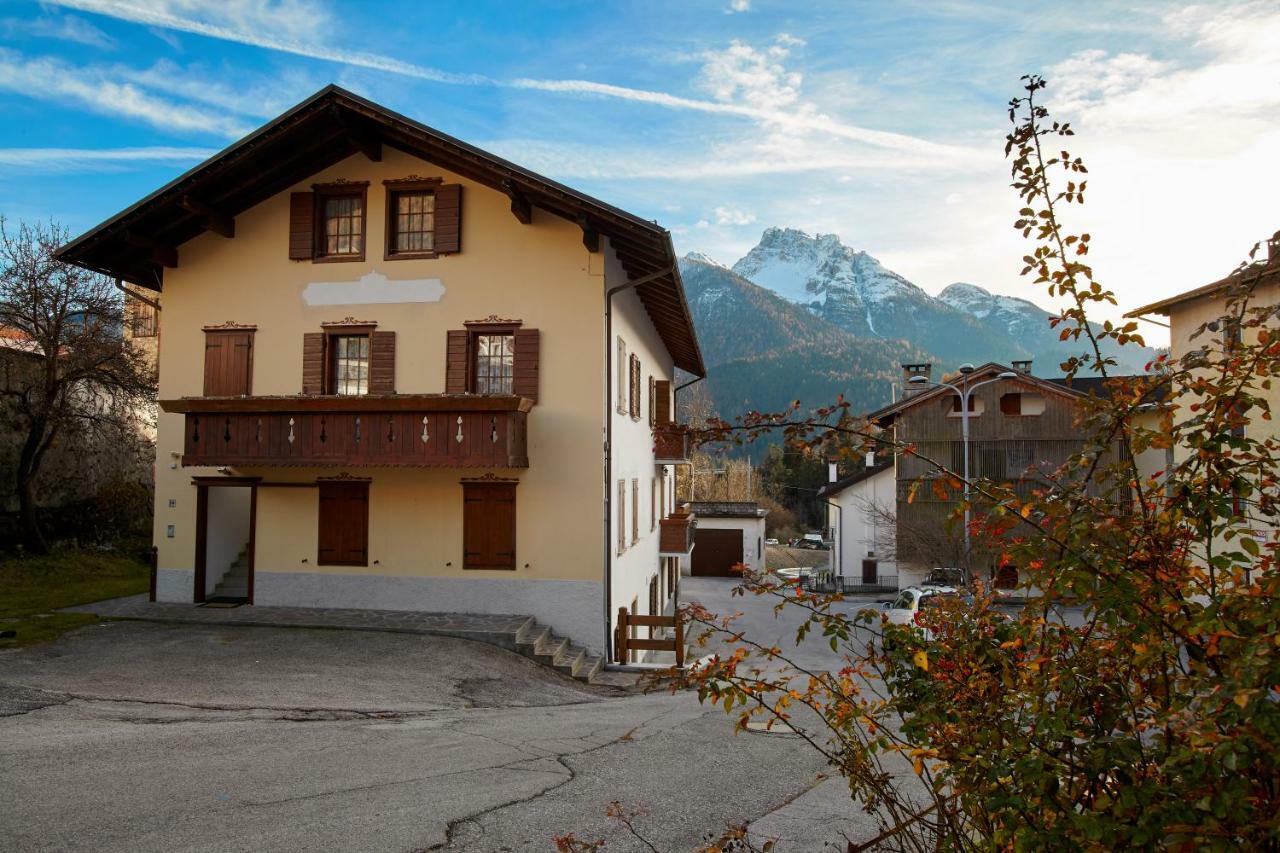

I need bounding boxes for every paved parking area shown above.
[0,618,840,852]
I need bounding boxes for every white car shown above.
[765,538,779,546]
[882,585,964,641]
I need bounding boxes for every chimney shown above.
[1012,359,1033,374]
[864,451,876,468]
[828,460,839,483]
[901,363,932,396]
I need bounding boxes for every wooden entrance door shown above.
[691,528,743,577]
[862,559,878,585]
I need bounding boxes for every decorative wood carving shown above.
[320,317,377,328]
[202,321,258,331]
[464,315,522,327]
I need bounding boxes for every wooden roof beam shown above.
[180,196,235,238]
[331,106,381,162]
[123,231,177,268]
[578,215,600,253]
[502,179,532,225]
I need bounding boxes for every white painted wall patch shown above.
[302,270,445,306]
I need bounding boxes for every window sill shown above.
[385,251,440,261]
[311,254,366,264]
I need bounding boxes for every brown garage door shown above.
[692,528,743,577]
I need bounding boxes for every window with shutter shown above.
[383,178,442,259]
[369,331,396,394]
[654,379,671,425]
[203,328,254,396]
[317,481,369,566]
[617,479,626,554]
[616,338,627,414]
[452,321,539,401]
[631,478,639,543]
[629,354,641,420]
[647,376,655,427]
[312,182,369,262]
[462,480,516,570]
[650,477,656,531]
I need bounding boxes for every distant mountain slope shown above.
[725,228,1156,373]
[679,255,928,418]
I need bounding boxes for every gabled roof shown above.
[816,460,893,499]
[55,85,704,375]
[864,362,1085,426]
[1125,248,1280,318]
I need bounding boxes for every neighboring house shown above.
[679,501,768,578]
[828,361,1155,590]
[1127,232,1280,543]
[816,457,896,590]
[56,86,704,660]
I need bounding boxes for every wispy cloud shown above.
[0,146,215,173]
[47,0,491,85]
[0,13,116,49]
[725,0,750,12]
[48,0,976,165]
[0,49,251,136]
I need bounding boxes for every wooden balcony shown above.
[160,395,530,468]
[653,423,692,464]
[658,505,696,556]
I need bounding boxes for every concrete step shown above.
[508,619,601,684]
[552,644,586,677]
[216,582,248,596]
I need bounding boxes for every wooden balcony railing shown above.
[160,395,530,468]
[653,423,692,464]
[658,505,696,556]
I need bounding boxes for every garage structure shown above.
[681,501,768,577]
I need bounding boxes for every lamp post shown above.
[908,367,1018,576]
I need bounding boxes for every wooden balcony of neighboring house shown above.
[653,422,693,464]
[159,395,531,469]
[658,505,696,556]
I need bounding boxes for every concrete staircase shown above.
[512,619,604,684]
[211,546,250,601]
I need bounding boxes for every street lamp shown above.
[908,370,1018,576]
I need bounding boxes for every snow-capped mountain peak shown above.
[682,251,725,268]
[729,228,930,337]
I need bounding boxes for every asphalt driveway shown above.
[0,618,842,852]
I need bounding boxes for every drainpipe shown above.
[603,263,676,661]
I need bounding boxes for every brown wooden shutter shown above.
[317,481,368,566]
[289,192,315,260]
[647,376,655,427]
[369,330,396,394]
[654,379,671,424]
[302,332,325,395]
[463,482,515,570]
[203,330,253,396]
[512,328,539,402]
[434,184,462,254]
[445,329,469,393]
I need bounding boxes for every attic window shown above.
[314,182,369,262]
[947,396,982,417]
[1000,392,1045,416]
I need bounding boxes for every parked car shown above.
[882,585,965,642]
[882,585,1009,643]
[765,538,779,546]
[922,567,965,588]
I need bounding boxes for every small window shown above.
[650,477,656,531]
[616,338,627,414]
[319,193,364,258]
[388,189,435,255]
[617,479,627,553]
[629,354,641,420]
[130,299,158,337]
[1000,392,1044,416]
[473,333,515,395]
[632,478,639,543]
[647,376,656,427]
[329,334,370,395]
[947,395,984,417]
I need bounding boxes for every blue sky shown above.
[2,0,1278,343]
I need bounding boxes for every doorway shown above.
[194,478,258,604]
